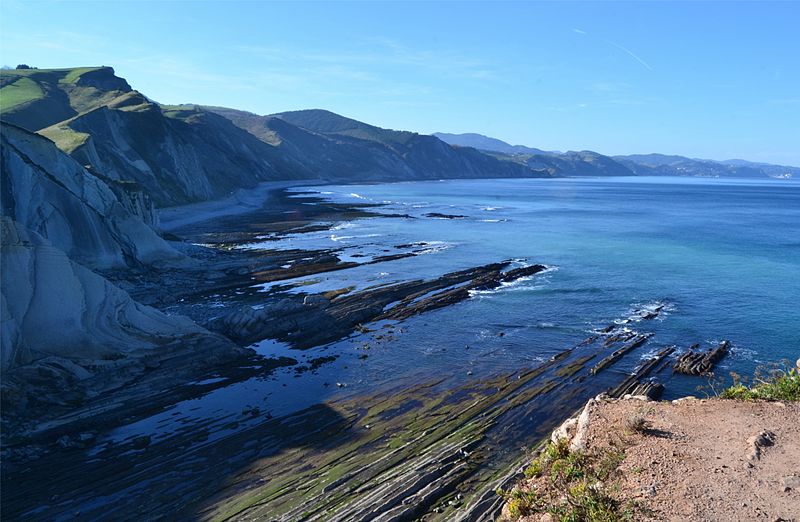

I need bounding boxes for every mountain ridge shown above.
[434,131,797,178]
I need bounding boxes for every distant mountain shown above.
[435,132,635,177]
[434,130,796,179]
[205,107,549,183]
[434,131,634,177]
[717,158,799,179]
[614,154,799,179]
[432,132,554,156]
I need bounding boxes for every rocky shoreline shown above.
[0,180,755,521]
[1,213,695,522]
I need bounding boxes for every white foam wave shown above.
[414,242,454,256]
[349,193,366,199]
[469,275,540,297]
[624,300,676,323]
[332,222,356,230]
[638,348,662,360]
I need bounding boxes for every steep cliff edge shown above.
[500,395,800,521]
[0,125,247,436]
[0,66,132,131]
[0,218,203,370]
[1,123,182,269]
[39,98,285,207]
[0,217,246,432]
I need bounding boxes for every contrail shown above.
[605,39,654,71]
[572,27,653,71]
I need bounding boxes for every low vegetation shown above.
[624,413,649,434]
[499,439,640,521]
[0,77,45,110]
[721,364,800,402]
[38,125,91,153]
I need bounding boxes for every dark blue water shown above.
[102,176,800,445]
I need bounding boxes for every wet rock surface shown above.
[207,262,547,349]
[674,340,731,375]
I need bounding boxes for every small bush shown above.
[596,449,625,481]
[624,414,648,434]
[721,367,800,402]
[524,458,544,478]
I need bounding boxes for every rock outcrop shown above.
[0,218,245,428]
[0,218,202,371]
[0,124,246,431]
[209,262,547,348]
[1,123,182,269]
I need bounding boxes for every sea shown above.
[106,176,800,442]
[31,175,800,520]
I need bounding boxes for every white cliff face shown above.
[0,219,205,372]
[1,124,183,270]
[0,125,240,418]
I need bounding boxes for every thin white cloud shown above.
[604,39,654,71]
[572,28,653,72]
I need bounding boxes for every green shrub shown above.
[721,367,800,401]
[501,441,635,521]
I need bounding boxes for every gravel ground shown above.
[551,397,799,521]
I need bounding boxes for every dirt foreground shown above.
[512,396,800,522]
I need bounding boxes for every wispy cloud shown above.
[572,28,653,72]
[2,31,107,61]
[543,102,590,112]
[604,39,653,71]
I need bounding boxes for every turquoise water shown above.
[275,176,800,390]
[104,176,799,444]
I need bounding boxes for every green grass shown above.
[62,67,103,84]
[721,367,800,401]
[161,104,205,121]
[501,439,638,521]
[0,77,45,111]
[38,125,91,153]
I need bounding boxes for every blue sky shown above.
[2,1,799,165]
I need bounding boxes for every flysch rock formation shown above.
[1,123,183,269]
[0,123,248,436]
